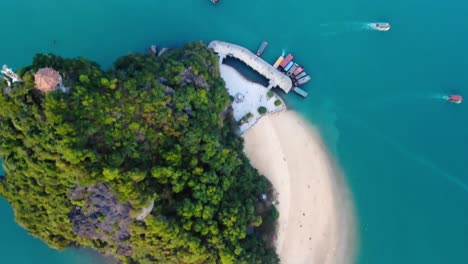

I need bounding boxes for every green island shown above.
[0,42,279,263]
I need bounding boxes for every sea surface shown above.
[1,0,468,263]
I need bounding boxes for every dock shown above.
[209,40,292,93]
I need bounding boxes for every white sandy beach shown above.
[243,111,355,264]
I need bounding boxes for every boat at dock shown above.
[279,54,293,68]
[292,86,308,98]
[286,63,299,76]
[284,61,294,71]
[368,22,391,31]
[273,56,284,68]
[448,95,462,104]
[295,71,307,79]
[295,75,311,86]
[256,41,268,56]
[292,66,304,76]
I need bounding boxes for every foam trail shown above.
[319,22,377,37]
[360,92,451,109]
[430,93,449,100]
[337,107,468,194]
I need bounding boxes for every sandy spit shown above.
[242,110,356,264]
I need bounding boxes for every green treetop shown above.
[0,42,278,264]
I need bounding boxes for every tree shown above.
[0,42,279,264]
[258,106,267,115]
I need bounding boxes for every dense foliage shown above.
[0,42,279,263]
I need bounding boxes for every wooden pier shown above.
[208,40,292,93]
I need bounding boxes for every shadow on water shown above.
[222,57,270,87]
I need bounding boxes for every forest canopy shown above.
[0,42,278,263]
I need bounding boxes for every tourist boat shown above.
[286,63,299,76]
[256,41,268,56]
[448,95,462,104]
[273,55,284,68]
[295,71,307,79]
[295,75,311,86]
[292,86,308,98]
[279,54,294,68]
[284,61,294,71]
[292,66,304,76]
[368,22,391,31]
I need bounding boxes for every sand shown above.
[242,110,355,264]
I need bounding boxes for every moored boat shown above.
[279,54,293,68]
[256,41,268,56]
[368,22,391,31]
[292,86,308,98]
[286,63,299,76]
[449,95,462,104]
[295,71,307,79]
[292,66,304,76]
[295,75,311,86]
[284,61,294,71]
[273,55,284,68]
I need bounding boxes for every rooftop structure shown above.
[34,68,62,92]
[208,40,292,93]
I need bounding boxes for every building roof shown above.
[34,68,61,92]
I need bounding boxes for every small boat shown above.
[295,71,307,79]
[295,75,311,86]
[292,86,308,98]
[279,54,294,68]
[211,0,219,3]
[368,22,391,31]
[273,55,284,68]
[256,41,268,56]
[448,95,462,104]
[286,63,299,76]
[292,66,304,76]
[284,61,294,71]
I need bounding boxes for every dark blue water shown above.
[1,0,468,263]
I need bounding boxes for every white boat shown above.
[368,22,391,31]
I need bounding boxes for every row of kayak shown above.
[273,54,311,86]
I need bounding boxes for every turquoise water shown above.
[2,0,468,263]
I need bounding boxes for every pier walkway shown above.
[208,40,292,93]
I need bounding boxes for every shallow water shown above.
[1,0,468,263]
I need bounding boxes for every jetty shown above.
[209,40,292,93]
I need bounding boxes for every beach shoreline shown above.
[242,110,356,264]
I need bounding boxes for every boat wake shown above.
[336,106,468,194]
[430,93,449,100]
[360,92,461,109]
[319,22,380,37]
